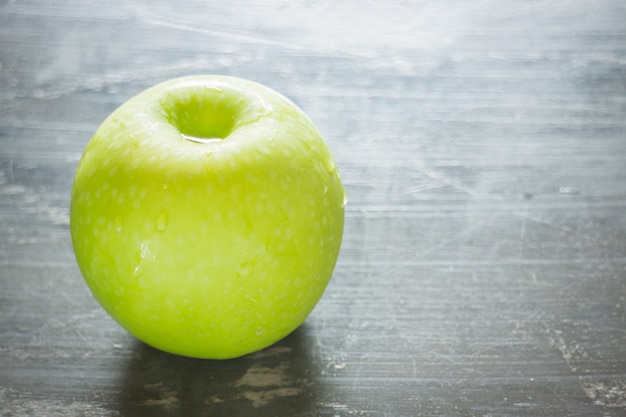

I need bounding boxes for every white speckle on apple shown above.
[154,211,168,233]
[114,217,123,234]
[279,177,290,191]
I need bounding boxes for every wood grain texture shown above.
[1,0,625,415]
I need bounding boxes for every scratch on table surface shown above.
[547,330,588,373]
[240,387,302,408]
[414,166,484,198]
[205,361,306,408]
[133,382,181,411]
[32,309,105,345]
[512,211,574,237]
[0,168,69,227]
[320,402,371,416]
[0,386,118,417]
[413,218,493,260]
[30,57,218,100]
[547,330,626,409]
[138,388,179,411]
[581,380,626,408]
[121,2,472,58]
[123,4,301,52]
[234,362,291,388]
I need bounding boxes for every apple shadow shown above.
[115,324,323,417]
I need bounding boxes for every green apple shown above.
[70,75,344,359]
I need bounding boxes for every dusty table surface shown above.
[1,1,625,416]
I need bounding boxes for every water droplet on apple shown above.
[323,184,328,194]
[342,190,348,208]
[237,263,251,277]
[323,157,336,174]
[255,327,266,337]
[155,211,168,232]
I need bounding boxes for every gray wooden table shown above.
[1,1,625,416]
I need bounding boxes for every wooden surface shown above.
[1,1,626,415]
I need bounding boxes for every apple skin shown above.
[70,75,344,359]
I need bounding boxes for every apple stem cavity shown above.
[164,88,238,144]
